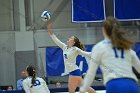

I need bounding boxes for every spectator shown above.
[56,81,62,88]
[7,85,13,90]
[17,70,27,90]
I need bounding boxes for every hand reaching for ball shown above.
[47,22,53,35]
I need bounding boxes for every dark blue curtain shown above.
[72,0,105,22]
[114,0,140,20]
[46,47,65,76]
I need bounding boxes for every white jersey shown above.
[50,34,91,72]
[80,38,140,92]
[23,77,50,93]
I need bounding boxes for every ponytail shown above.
[79,43,86,51]
[73,36,85,50]
[103,17,133,50]
[31,70,36,88]
[26,66,36,88]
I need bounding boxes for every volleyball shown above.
[41,11,51,21]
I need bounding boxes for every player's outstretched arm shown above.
[47,22,53,35]
[77,47,91,58]
[41,78,50,93]
[23,80,31,93]
[47,23,66,49]
[80,60,98,93]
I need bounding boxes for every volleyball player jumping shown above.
[47,23,96,93]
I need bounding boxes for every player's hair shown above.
[73,36,85,51]
[103,16,133,50]
[26,66,36,88]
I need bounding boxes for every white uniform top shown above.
[23,77,50,93]
[80,38,140,92]
[50,34,91,73]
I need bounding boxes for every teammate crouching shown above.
[23,66,50,93]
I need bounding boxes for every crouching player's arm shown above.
[42,79,50,93]
[23,80,31,93]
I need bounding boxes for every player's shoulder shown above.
[99,38,111,46]
[68,46,78,51]
[93,40,108,49]
[73,46,85,53]
[129,49,137,56]
[63,44,67,49]
[129,49,135,53]
[36,77,45,81]
[23,78,28,84]
[73,46,79,50]
[36,77,42,79]
[23,77,31,82]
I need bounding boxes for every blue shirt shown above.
[17,79,24,90]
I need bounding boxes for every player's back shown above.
[96,39,138,84]
[23,77,50,93]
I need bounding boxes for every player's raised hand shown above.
[47,22,53,35]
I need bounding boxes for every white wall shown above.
[15,31,34,51]
[0,32,16,87]
[0,31,35,88]
[0,0,13,31]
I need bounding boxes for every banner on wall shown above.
[114,0,140,21]
[72,0,106,22]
